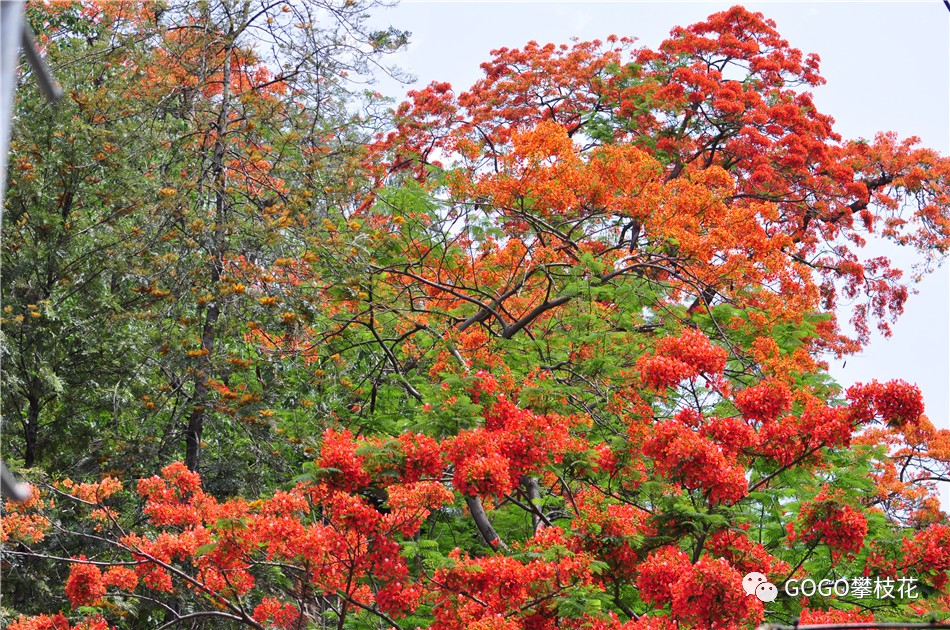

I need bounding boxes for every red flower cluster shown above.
[644,422,747,504]
[699,416,758,459]
[102,567,138,592]
[847,379,925,428]
[353,432,445,488]
[137,462,220,528]
[56,477,123,504]
[397,433,445,483]
[8,614,111,630]
[733,379,792,423]
[758,402,853,465]
[637,547,761,627]
[252,597,299,629]
[1,492,51,544]
[670,556,762,628]
[903,523,950,589]
[706,528,790,577]
[637,546,692,605]
[799,609,874,624]
[433,528,597,629]
[64,558,106,608]
[637,329,727,391]
[55,459,455,624]
[788,488,868,560]
[573,492,654,576]
[448,395,581,498]
[447,430,515,497]
[317,428,372,491]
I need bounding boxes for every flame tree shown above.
[4,4,950,629]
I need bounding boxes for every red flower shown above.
[644,422,747,504]
[669,556,761,628]
[637,546,692,605]
[638,329,727,391]
[8,615,111,630]
[734,379,792,423]
[318,429,371,491]
[65,558,106,608]
[847,380,924,428]
[903,523,950,589]
[102,566,138,591]
[789,488,867,560]
[8,614,72,630]
[252,597,299,629]
[799,609,874,624]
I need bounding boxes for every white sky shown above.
[372,1,950,498]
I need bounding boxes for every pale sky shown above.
[372,0,950,496]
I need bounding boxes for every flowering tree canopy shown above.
[3,3,950,629]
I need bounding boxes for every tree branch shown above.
[465,494,509,551]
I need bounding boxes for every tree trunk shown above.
[522,475,543,534]
[185,37,231,472]
[23,395,40,468]
[465,494,508,551]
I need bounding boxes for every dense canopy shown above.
[2,2,950,629]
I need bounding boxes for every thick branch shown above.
[465,494,509,551]
[155,611,248,630]
[519,475,547,534]
[502,296,571,339]
[457,281,525,333]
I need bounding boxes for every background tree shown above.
[2,1,165,474]
[2,0,408,490]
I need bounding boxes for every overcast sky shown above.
[371,0,950,495]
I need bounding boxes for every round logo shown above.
[743,572,778,602]
[755,581,778,602]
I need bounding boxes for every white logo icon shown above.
[743,572,778,602]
